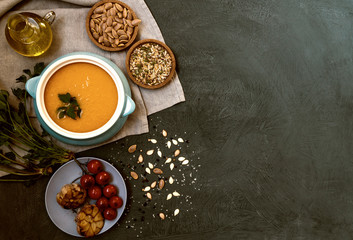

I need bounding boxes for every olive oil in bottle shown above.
[5,12,55,57]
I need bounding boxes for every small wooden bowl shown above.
[125,39,176,89]
[86,0,139,51]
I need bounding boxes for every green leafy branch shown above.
[0,63,75,182]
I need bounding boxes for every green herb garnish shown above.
[0,63,75,182]
[57,93,82,120]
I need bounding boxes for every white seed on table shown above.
[182,160,189,165]
[174,149,180,157]
[159,213,165,220]
[170,163,175,170]
[146,150,154,155]
[145,168,151,174]
[148,162,154,169]
[172,139,178,145]
[143,186,151,192]
[167,193,172,200]
[169,177,174,184]
[166,141,171,148]
[174,209,180,216]
[149,139,157,143]
[173,191,180,197]
[146,192,152,199]
[178,157,185,161]
[157,150,162,158]
[165,158,172,164]
[178,138,184,143]
[162,130,167,137]
[138,154,143,163]
[151,181,157,188]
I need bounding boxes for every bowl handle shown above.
[122,95,135,117]
[25,76,41,98]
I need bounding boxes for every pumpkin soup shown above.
[44,62,118,133]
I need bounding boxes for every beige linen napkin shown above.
[0,0,185,176]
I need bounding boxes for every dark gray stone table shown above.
[1,0,353,239]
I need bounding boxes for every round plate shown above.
[125,39,176,89]
[45,157,127,237]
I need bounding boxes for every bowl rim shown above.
[86,0,139,52]
[125,39,176,89]
[36,54,126,140]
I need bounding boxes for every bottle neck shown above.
[7,14,35,42]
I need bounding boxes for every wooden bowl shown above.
[125,39,176,89]
[86,0,140,51]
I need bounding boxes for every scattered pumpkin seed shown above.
[153,168,163,174]
[130,171,138,180]
[148,139,157,143]
[146,192,152,200]
[138,154,143,163]
[158,179,165,189]
[174,149,180,157]
[128,144,137,153]
[151,181,157,188]
[159,213,165,220]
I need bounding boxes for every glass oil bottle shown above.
[5,11,55,57]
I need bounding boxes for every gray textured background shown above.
[1,0,353,239]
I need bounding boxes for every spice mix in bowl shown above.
[86,0,141,51]
[125,39,176,89]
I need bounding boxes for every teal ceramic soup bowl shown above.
[25,52,135,146]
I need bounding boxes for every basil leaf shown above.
[58,93,71,103]
[66,105,76,119]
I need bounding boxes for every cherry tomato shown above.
[103,207,117,220]
[88,185,102,200]
[87,159,103,174]
[96,197,109,212]
[80,174,95,189]
[95,171,110,186]
[109,196,123,209]
[103,184,117,198]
